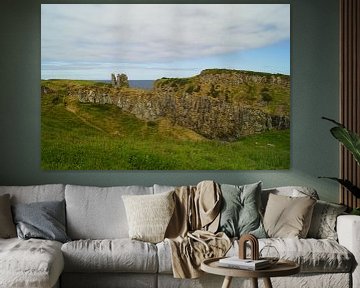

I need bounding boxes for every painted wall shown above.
[0,0,340,202]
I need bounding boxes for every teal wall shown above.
[0,0,340,202]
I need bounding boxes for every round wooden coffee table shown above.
[201,257,300,288]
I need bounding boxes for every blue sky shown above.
[41,4,290,80]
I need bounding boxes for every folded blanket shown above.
[165,180,231,279]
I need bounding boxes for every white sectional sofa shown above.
[0,183,359,288]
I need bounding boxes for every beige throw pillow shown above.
[263,193,316,238]
[122,191,175,243]
[0,194,17,238]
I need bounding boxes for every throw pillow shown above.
[0,194,17,238]
[261,186,319,214]
[218,182,266,238]
[12,200,70,243]
[307,200,347,240]
[122,190,175,243]
[263,193,316,238]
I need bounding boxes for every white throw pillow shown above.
[122,191,175,243]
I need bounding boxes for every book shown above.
[218,257,271,270]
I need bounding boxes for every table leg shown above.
[251,278,258,288]
[221,276,233,288]
[263,277,273,288]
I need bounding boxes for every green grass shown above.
[41,89,290,170]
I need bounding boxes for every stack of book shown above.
[218,257,271,270]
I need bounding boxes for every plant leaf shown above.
[330,127,360,165]
[322,117,360,165]
[322,116,345,127]
[318,177,360,198]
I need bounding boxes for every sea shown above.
[97,80,155,90]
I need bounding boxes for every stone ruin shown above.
[111,73,129,88]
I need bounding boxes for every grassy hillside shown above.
[41,80,290,170]
[154,69,290,115]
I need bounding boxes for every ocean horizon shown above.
[98,80,154,90]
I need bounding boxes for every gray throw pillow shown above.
[0,194,17,238]
[12,200,70,243]
[307,200,347,240]
[218,182,266,238]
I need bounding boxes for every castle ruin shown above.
[111,73,129,88]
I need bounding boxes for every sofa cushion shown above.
[0,184,65,204]
[156,240,173,274]
[61,273,157,288]
[61,239,158,273]
[158,237,353,274]
[122,191,175,243]
[12,200,70,243]
[0,194,16,238]
[218,182,266,238]
[263,193,316,238]
[235,238,353,273]
[307,200,347,240]
[261,186,319,212]
[153,184,176,194]
[0,238,64,288]
[260,238,353,273]
[65,185,153,239]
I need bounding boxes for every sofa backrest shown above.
[0,184,65,204]
[0,184,320,240]
[153,184,176,194]
[65,184,154,240]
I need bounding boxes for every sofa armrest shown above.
[337,215,360,288]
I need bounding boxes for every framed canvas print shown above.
[41,4,290,170]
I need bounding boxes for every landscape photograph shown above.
[41,4,290,170]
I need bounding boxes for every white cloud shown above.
[41,4,290,64]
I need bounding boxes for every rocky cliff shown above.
[68,69,290,141]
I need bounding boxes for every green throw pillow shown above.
[218,182,266,238]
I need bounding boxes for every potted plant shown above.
[320,117,360,215]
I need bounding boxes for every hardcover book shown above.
[218,257,271,270]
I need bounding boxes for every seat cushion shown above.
[228,238,354,273]
[157,238,354,274]
[156,240,173,274]
[62,239,158,273]
[0,238,64,288]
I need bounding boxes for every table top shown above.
[201,257,300,278]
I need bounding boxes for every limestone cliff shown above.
[69,69,290,141]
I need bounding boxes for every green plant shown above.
[352,208,360,215]
[261,88,273,103]
[319,117,360,199]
